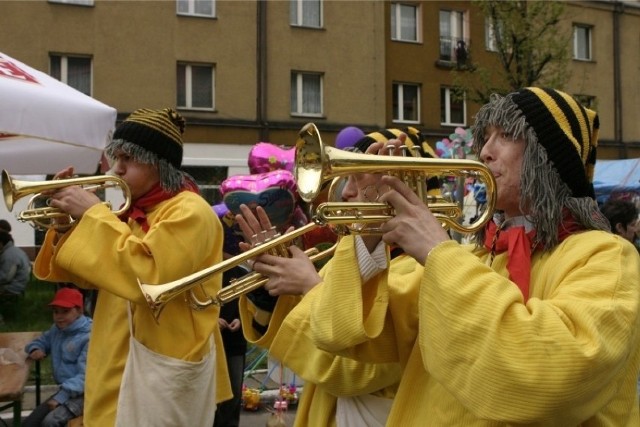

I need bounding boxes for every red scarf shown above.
[119,179,199,233]
[483,209,584,301]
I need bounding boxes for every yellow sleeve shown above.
[272,285,401,397]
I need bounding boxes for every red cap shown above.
[48,288,83,310]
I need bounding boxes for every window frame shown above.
[485,17,502,52]
[573,24,592,61]
[177,62,215,111]
[390,2,422,43]
[439,9,467,62]
[392,82,421,124]
[440,87,466,127]
[290,0,323,29]
[49,54,93,96]
[290,71,324,117]
[176,0,216,18]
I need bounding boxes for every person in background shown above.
[0,229,31,296]
[0,219,12,233]
[233,128,439,426]
[213,265,249,427]
[33,108,231,426]
[24,287,91,427]
[600,198,639,246]
[310,87,640,424]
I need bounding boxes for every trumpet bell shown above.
[2,170,17,212]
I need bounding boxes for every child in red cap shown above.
[23,287,92,427]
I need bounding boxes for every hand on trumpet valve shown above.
[378,175,450,265]
[235,203,320,296]
[365,133,407,157]
[47,167,102,220]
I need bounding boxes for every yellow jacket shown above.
[312,233,640,426]
[35,191,231,427]
[239,264,401,427]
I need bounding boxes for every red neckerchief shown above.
[119,179,199,233]
[483,209,584,301]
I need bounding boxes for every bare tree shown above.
[454,0,571,104]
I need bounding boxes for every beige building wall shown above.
[0,0,638,154]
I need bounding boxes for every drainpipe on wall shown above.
[613,1,624,158]
[257,0,268,142]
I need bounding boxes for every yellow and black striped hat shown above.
[510,87,599,198]
[353,127,437,159]
[353,127,440,191]
[112,108,186,168]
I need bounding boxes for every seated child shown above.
[23,287,92,427]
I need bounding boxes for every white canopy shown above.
[0,51,117,175]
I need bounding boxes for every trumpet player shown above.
[33,108,231,426]
[310,88,640,425]
[234,127,438,426]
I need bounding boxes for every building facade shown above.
[1,0,639,246]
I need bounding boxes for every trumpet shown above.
[2,170,131,230]
[139,221,335,321]
[214,242,336,305]
[295,123,497,234]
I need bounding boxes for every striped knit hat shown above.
[474,87,599,198]
[112,108,185,168]
[353,127,439,191]
[354,127,437,159]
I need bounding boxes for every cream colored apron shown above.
[335,394,393,427]
[115,303,217,427]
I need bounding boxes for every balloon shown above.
[248,142,295,174]
[221,170,298,229]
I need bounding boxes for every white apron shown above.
[115,303,217,427]
[335,394,393,427]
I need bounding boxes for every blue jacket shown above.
[0,241,31,294]
[25,315,92,404]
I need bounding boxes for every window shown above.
[177,63,214,110]
[181,165,227,205]
[290,0,322,28]
[392,83,420,123]
[391,3,420,43]
[485,17,502,52]
[573,94,596,109]
[573,24,592,60]
[440,87,466,126]
[176,0,215,17]
[439,10,467,62]
[50,54,92,96]
[291,72,323,116]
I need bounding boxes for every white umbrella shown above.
[0,51,117,175]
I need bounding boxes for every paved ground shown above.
[238,406,297,427]
[1,370,299,426]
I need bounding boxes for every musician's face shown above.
[341,173,385,203]
[479,125,525,218]
[110,149,161,201]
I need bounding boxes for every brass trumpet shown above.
[138,221,335,321]
[295,123,497,234]
[139,176,350,321]
[2,170,131,230]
